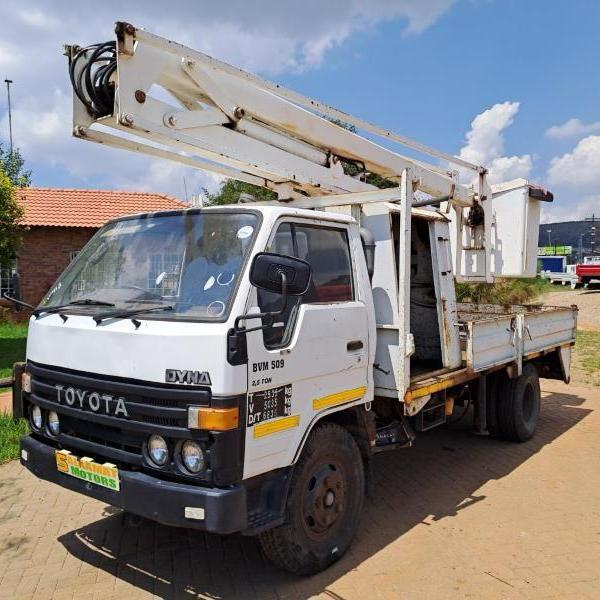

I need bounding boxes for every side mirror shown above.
[250,252,311,296]
[231,253,311,341]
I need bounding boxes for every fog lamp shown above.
[148,435,169,466]
[181,441,204,474]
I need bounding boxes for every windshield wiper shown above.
[93,305,173,326]
[33,298,116,318]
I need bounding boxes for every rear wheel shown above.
[497,363,540,442]
[259,422,365,575]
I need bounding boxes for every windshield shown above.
[41,211,259,320]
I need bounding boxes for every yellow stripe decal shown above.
[313,386,367,411]
[253,414,300,438]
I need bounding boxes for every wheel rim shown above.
[301,461,346,539]
[522,382,536,424]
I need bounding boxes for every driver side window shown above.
[258,221,354,349]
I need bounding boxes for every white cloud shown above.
[0,0,455,196]
[0,40,22,69]
[542,135,600,223]
[457,101,532,185]
[541,195,600,223]
[545,118,600,140]
[16,8,58,30]
[547,135,600,190]
[485,155,532,183]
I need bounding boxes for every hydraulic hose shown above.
[69,41,117,118]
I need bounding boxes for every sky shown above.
[0,0,599,223]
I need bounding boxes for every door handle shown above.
[347,340,363,352]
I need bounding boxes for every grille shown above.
[27,362,211,464]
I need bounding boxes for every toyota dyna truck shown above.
[9,23,578,575]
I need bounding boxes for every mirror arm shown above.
[276,273,288,316]
[234,273,289,334]
[2,292,35,311]
[234,311,273,332]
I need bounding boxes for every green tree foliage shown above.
[329,118,397,190]
[0,145,30,265]
[204,179,276,205]
[0,146,31,188]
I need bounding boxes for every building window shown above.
[69,250,79,262]
[0,260,17,297]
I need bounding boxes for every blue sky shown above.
[1,0,599,221]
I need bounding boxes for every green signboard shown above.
[538,246,573,256]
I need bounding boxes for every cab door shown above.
[243,219,370,479]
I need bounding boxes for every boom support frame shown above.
[66,22,495,280]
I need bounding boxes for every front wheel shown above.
[259,422,365,575]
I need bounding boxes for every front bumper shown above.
[20,435,247,534]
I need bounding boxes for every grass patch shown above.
[456,277,553,305]
[0,321,28,384]
[572,330,600,387]
[0,413,28,464]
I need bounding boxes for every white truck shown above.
[10,23,577,575]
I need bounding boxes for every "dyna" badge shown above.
[165,369,212,385]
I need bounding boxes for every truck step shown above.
[374,418,415,452]
[416,400,447,432]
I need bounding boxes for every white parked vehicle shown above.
[11,23,577,575]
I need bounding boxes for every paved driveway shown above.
[1,380,599,599]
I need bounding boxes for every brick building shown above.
[1,188,184,307]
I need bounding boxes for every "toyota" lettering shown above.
[55,385,129,417]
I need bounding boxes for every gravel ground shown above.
[542,285,600,332]
[1,380,599,599]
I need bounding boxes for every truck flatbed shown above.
[406,303,577,404]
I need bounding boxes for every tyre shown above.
[259,422,365,575]
[497,363,540,442]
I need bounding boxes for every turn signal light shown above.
[22,372,31,393]
[188,406,239,431]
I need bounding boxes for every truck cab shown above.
[18,205,375,542]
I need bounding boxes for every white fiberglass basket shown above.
[490,178,553,278]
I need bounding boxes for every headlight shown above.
[181,441,204,474]
[31,405,42,430]
[47,411,60,436]
[147,435,169,466]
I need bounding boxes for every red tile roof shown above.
[17,187,186,228]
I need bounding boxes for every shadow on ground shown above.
[58,386,591,599]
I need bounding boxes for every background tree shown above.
[204,179,276,205]
[0,144,30,267]
[0,145,31,188]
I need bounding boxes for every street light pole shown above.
[546,229,552,247]
[4,79,13,154]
